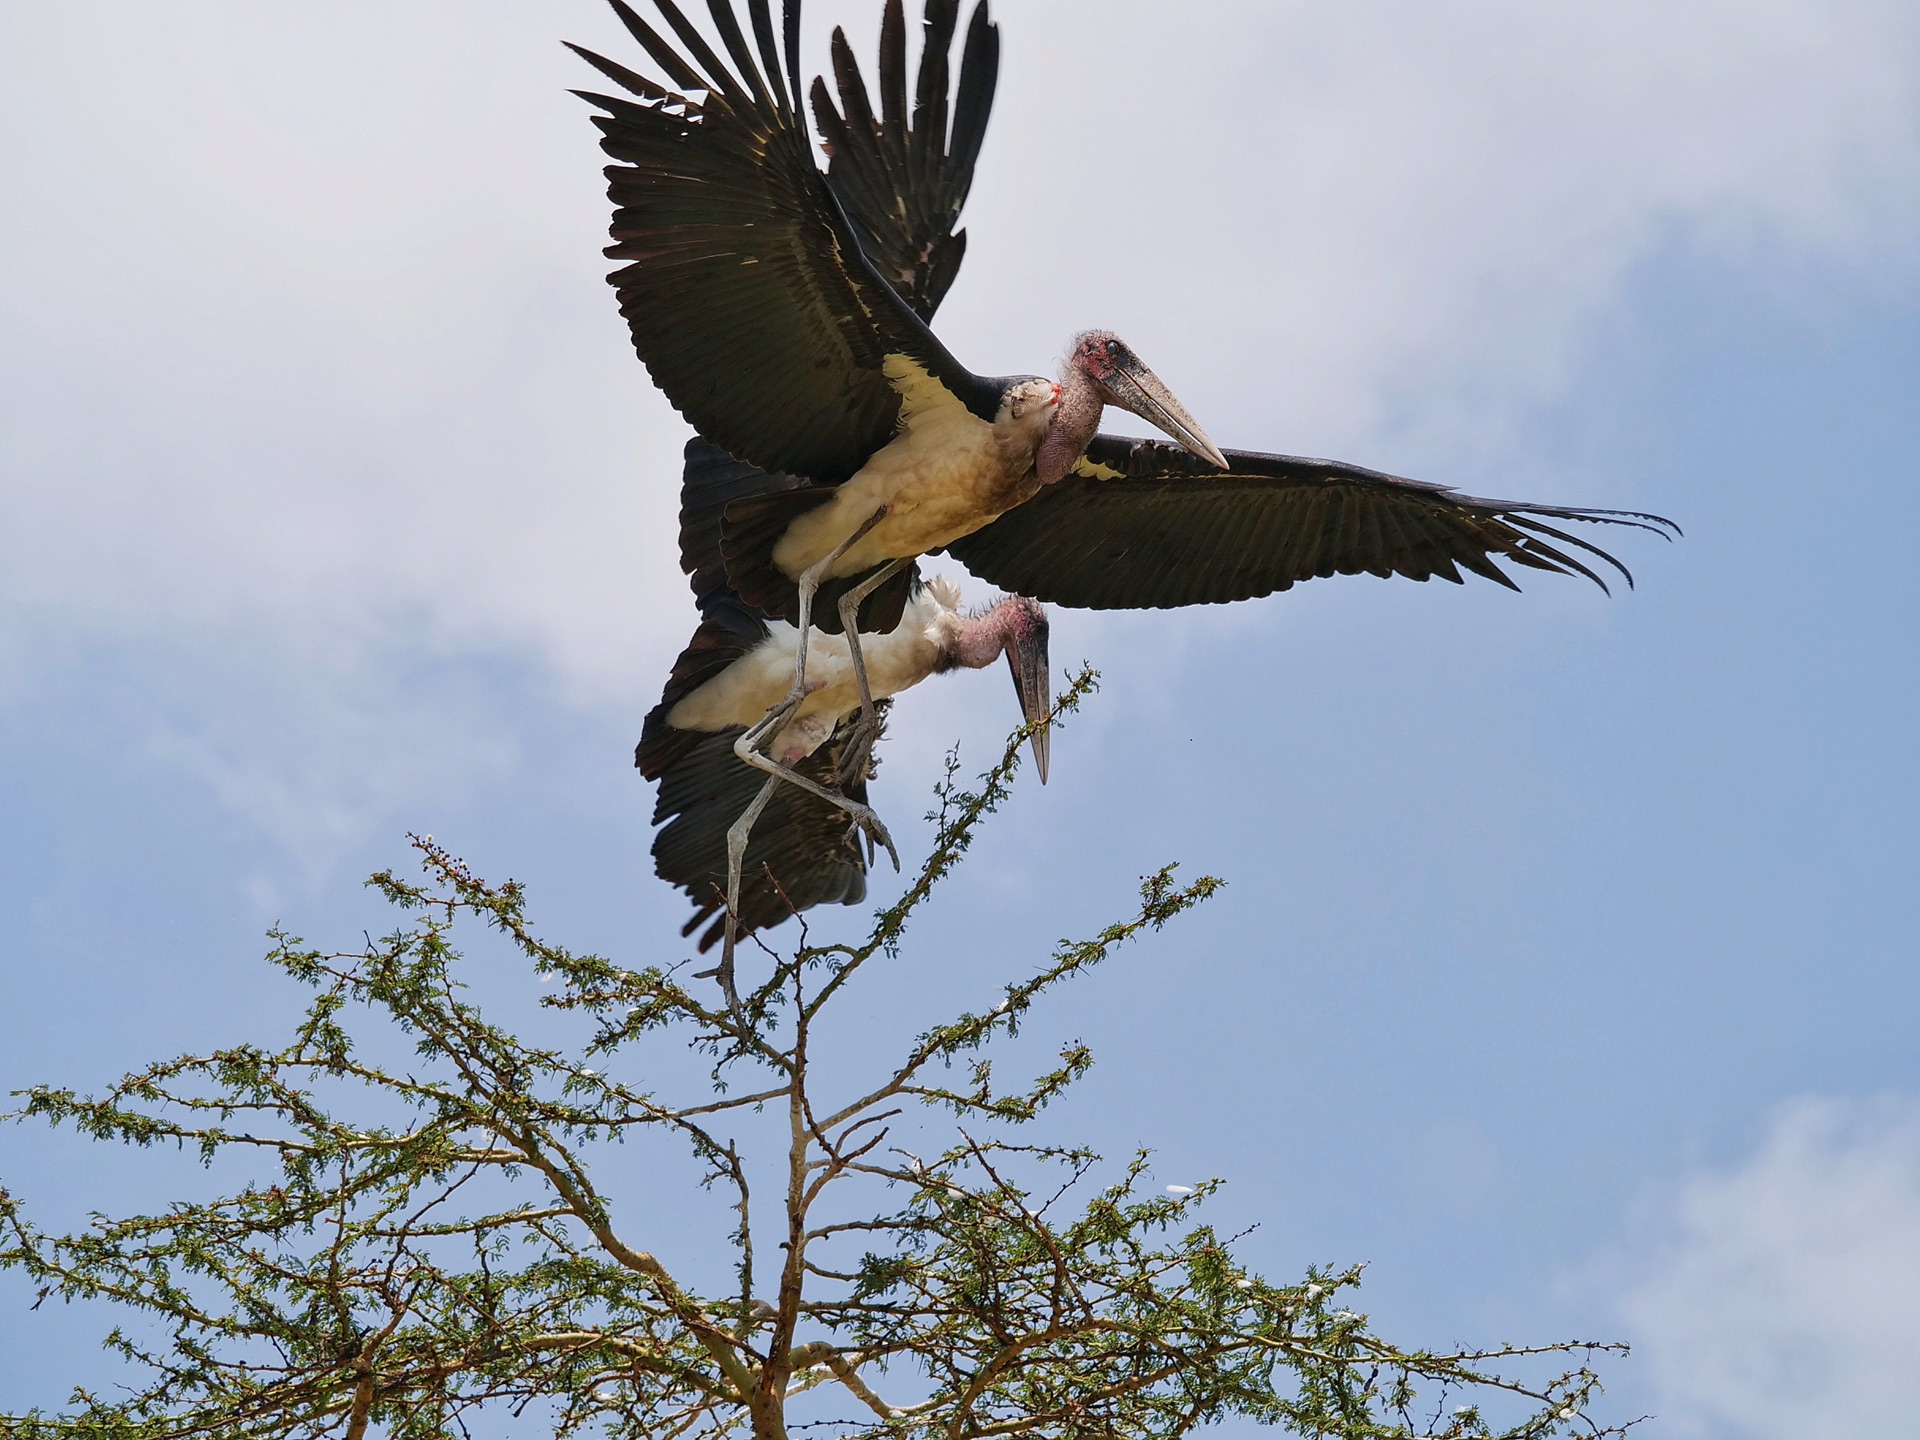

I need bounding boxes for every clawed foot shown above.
[841,799,899,872]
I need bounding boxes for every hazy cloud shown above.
[1616,1096,1920,1438]
[2,0,1916,840]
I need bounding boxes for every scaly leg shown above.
[717,770,784,1010]
[717,735,900,999]
[716,507,899,1001]
[728,732,898,872]
[780,505,891,717]
[735,677,815,769]
[834,558,909,784]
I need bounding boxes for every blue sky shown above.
[2,2,1918,1433]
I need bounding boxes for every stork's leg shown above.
[716,770,785,1010]
[734,677,815,771]
[729,506,895,854]
[716,744,900,1005]
[779,505,891,719]
[834,558,909,784]
[712,507,900,1006]
[729,728,898,872]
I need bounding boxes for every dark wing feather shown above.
[944,436,1680,609]
[652,709,888,951]
[678,437,811,603]
[572,0,995,483]
[811,0,1000,319]
[678,439,918,630]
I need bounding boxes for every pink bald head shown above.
[1035,330,1227,486]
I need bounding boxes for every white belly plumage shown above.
[665,590,948,761]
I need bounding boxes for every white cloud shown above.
[953,0,1920,460]
[0,3,692,706]
[2,0,1917,841]
[1615,1096,1920,1439]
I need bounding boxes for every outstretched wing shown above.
[572,0,997,483]
[651,710,888,952]
[812,0,999,321]
[943,436,1681,608]
[671,0,999,614]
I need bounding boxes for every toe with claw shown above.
[842,799,899,872]
[835,711,885,785]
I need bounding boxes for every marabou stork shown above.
[572,0,1677,803]
[633,0,1048,971]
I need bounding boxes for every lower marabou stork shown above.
[641,452,1048,967]
[572,0,1677,842]
[641,574,1048,956]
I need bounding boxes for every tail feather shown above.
[679,437,808,602]
[635,598,770,779]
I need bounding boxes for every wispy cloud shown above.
[1614,1096,1920,1438]
[2,0,1916,847]
[953,0,1920,459]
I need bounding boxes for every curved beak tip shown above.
[1105,354,1227,472]
[1008,629,1052,785]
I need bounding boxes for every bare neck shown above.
[943,601,1017,670]
[1034,367,1104,486]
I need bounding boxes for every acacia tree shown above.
[0,675,1627,1439]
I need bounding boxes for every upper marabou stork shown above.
[571,0,1225,835]
[572,0,1677,805]
[634,0,1048,967]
